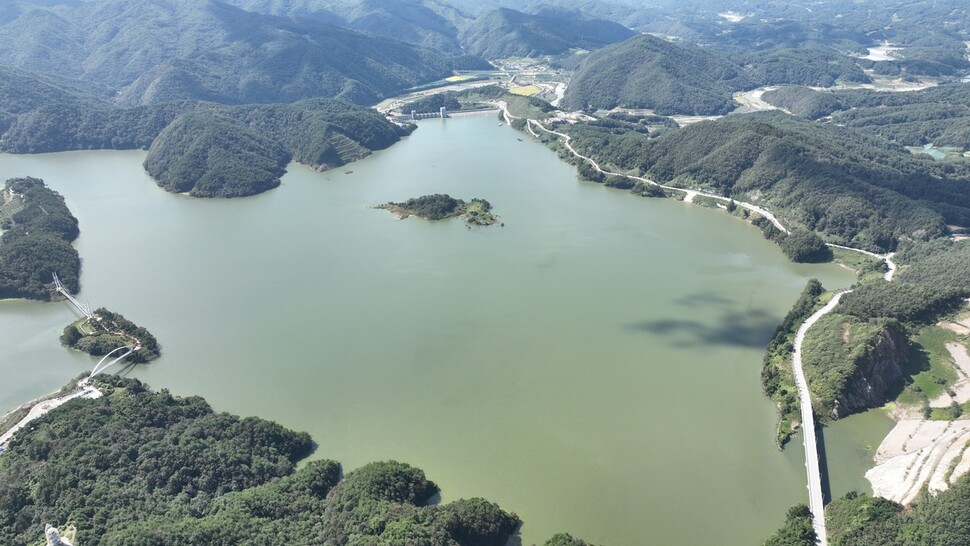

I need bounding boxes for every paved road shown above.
[0,386,101,450]
[525,118,790,234]
[791,292,849,546]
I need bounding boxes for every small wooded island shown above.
[379,194,499,226]
[61,308,160,363]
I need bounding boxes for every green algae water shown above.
[0,116,858,545]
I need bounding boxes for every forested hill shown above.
[223,0,467,55]
[0,177,80,300]
[764,84,970,148]
[0,67,410,198]
[142,99,409,198]
[459,7,635,59]
[561,34,875,115]
[0,65,104,117]
[0,0,456,106]
[562,34,752,115]
[0,376,533,546]
[561,112,970,251]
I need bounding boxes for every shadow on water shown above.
[625,307,780,348]
[673,291,735,308]
[817,423,833,505]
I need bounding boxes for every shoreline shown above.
[491,102,962,524]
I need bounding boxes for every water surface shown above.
[0,116,858,545]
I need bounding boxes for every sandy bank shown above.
[867,419,970,504]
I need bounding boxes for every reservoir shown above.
[0,115,857,545]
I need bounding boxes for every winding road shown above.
[791,292,849,546]
[522,117,791,233]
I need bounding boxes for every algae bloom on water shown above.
[378,194,499,226]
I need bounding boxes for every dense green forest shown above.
[458,7,634,59]
[0,177,80,300]
[620,0,968,77]
[225,1,633,60]
[768,475,970,545]
[765,84,970,148]
[559,112,970,252]
[842,239,970,325]
[561,34,880,115]
[145,112,290,198]
[60,308,161,364]
[0,376,572,546]
[0,0,458,107]
[561,34,753,115]
[0,77,411,197]
[225,0,468,55]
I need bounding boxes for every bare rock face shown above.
[833,323,909,418]
[45,524,73,546]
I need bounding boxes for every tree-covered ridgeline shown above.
[0,177,80,300]
[0,0,458,107]
[764,84,970,149]
[0,376,601,546]
[0,76,413,198]
[557,112,970,252]
[560,34,882,116]
[144,111,290,198]
[458,7,635,59]
[224,0,467,55]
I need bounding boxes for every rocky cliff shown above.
[832,321,909,418]
[802,314,909,420]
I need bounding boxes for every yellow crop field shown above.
[509,85,540,96]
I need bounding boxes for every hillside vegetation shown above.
[459,7,634,59]
[560,112,970,251]
[223,0,467,54]
[0,0,456,106]
[0,376,529,546]
[823,478,970,546]
[0,177,79,300]
[765,84,970,148]
[144,112,290,198]
[145,100,410,197]
[562,34,875,115]
[0,70,411,197]
[562,34,752,115]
